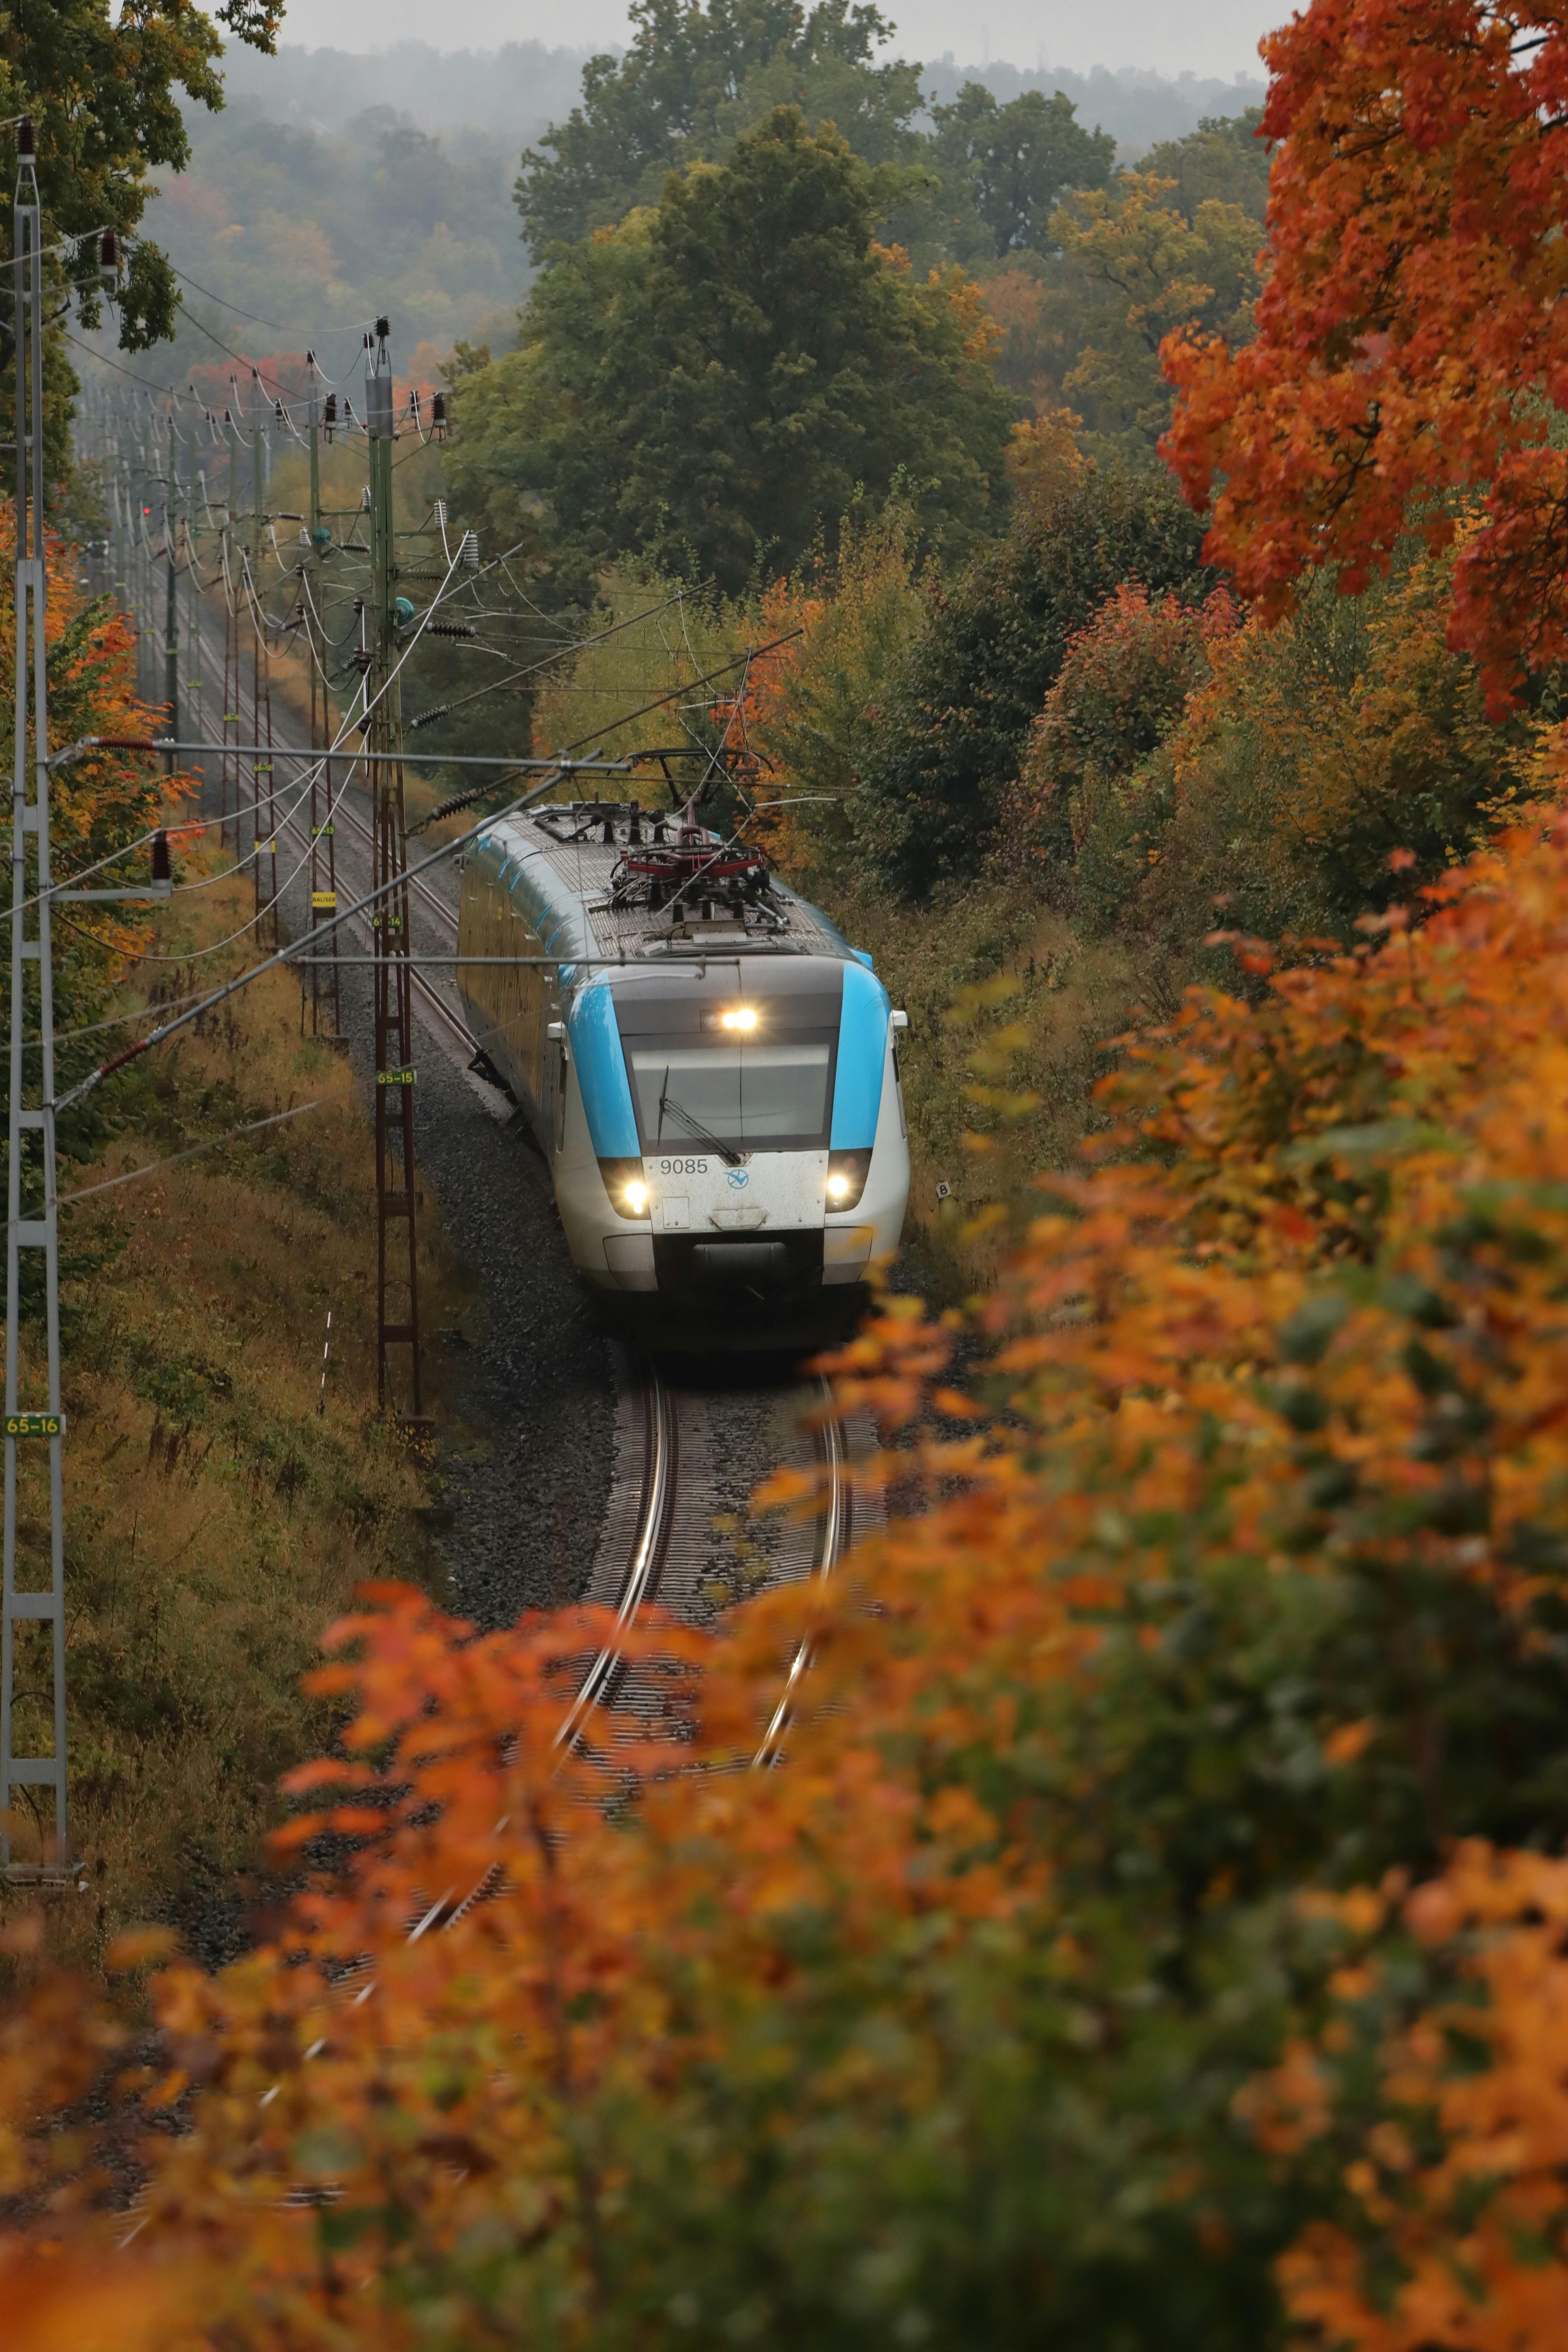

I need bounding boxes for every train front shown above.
[561,953,909,1347]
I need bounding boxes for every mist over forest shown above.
[129,36,1265,381]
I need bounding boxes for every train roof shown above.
[475,801,864,973]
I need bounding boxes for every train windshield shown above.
[628,1043,832,1153]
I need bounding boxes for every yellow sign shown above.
[311,891,337,910]
[5,1412,63,1438]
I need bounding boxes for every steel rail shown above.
[554,1356,677,1753]
[752,1377,850,1769]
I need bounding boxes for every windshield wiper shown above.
[657,1072,743,1167]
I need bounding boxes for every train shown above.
[456,795,910,1347]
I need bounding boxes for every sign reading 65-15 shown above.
[4,1412,63,1438]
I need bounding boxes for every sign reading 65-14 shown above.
[4,1412,63,1438]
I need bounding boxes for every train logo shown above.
[726,1168,751,1190]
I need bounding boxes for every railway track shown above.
[191,613,477,1065]
[176,605,875,1746]
[571,1354,871,1764]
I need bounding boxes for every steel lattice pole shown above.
[2,119,73,1881]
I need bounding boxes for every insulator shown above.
[461,529,479,570]
[99,227,118,293]
[274,399,284,423]
[375,314,390,343]
[409,704,450,731]
[432,391,447,444]
[425,621,476,639]
[361,485,371,510]
[151,829,171,884]
[18,117,34,156]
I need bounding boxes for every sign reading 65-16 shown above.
[4,1412,63,1438]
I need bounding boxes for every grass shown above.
[1,853,479,1961]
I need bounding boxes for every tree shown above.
[849,461,1209,895]
[1052,173,1262,466]
[928,81,1115,260]
[515,0,924,253]
[0,0,284,359]
[1161,0,1568,712]
[1051,546,1550,946]
[1141,108,1272,224]
[1010,578,1236,873]
[450,109,1013,602]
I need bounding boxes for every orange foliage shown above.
[1162,0,1568,711]
[15,794,1568,2333]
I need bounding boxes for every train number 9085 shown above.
[654,1157,708,1177]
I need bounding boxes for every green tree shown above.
[929,81,1116,261]
[850,463,1209,895]
[515,0,924,254]
[1050,173,1262,465]
[1140,106,1272,224]
[451,109,1013,602]
[0,0,284,359]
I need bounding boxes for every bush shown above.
[16,794,1568,2350]
[850,463,1210,897]
[1009,577,1237,882]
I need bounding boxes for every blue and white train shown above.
[456,800,909,1347]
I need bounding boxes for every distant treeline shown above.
[218,35,1264,153]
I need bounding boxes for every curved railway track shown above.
[572,1356,864,1764]
[181,606,874,1748]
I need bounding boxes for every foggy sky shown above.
[265,0,1288,83]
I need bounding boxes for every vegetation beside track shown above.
[5,856,473,1954]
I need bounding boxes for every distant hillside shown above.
[218,38,594,139]
[220,39,1265,153]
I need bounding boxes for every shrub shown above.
[850,463,1210,897]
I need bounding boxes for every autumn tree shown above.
[1053,172,1262,465]
[1162,0,1568,709]
[1009,577,1236,875]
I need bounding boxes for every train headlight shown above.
[720,1006,757,1031]
[599,1158,651,1220]
[826,1150,870,1212]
